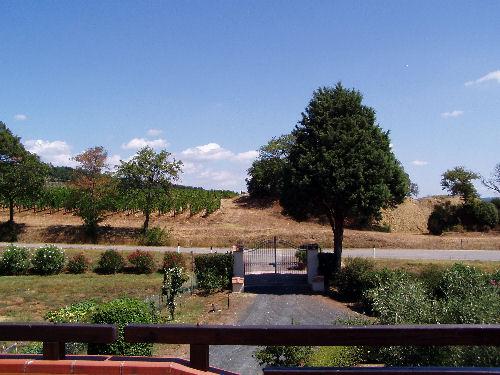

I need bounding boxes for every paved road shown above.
[1,242,499,261]
[210,293,353,374]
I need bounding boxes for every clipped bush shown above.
[162,252,187,271]
[427,202,459,235]
[31,245,65,275]
[67,252,91,274]
[334,257,376,302]
[317,252,336,286]
[95,249,125,274]
[88,298,158,356]
[194,253,233,293]
[254,345,313,368]
[138,227,170,246]
[128,250,156,274]
[0,244,31,275]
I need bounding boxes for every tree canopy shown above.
[280,83,409,272]
[0,122,47,224]
[246,133,295,199]
[441,166,479,202]
[116,146,182,231]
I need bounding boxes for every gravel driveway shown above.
[210,293,354,374]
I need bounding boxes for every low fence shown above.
[1,323,499,374]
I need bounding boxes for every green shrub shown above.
[427,202,459,235]
[459,200,498,231]
[162,252,187,271]
[366,270,434,324]
[491,197,500,212]
[419,264,447,297]
[31,245,65,275]
[295,249,307,267]
[194,253,233,293]
[162,266,188,319]
[0,244,31,275]
[128,250,156,274]
[95,249,125,274]
[435,263,487,300]
[138,227,170,246]
[334,257,376,302]
[67,252,90,274]
[88,298,158,356]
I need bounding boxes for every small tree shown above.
[409,182,419,198]
[280,84,409,273]
[71,146,115,240]
[441,166,479,202]
[0,122,47,224]
[116,146,182,232]
[246,134,295,199]
[161,266,188,320]
[482,163,500,195]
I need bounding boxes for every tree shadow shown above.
[0,222,26,242]
[234,195,277,209]
[41,225,141,244]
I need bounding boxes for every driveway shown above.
[210,293,354,374]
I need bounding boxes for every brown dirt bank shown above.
[1,197,499,249]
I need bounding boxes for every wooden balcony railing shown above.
[1,323,499,374]
[124,324,500,373]
[0,323,117,360]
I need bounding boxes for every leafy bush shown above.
[88,298,158,356]
[138,226,170,246]
[254,345,313,368]
[194,253,233,293]
[0,244,31,275]
[45,300,98,323]
[419,264,447,297]
[427,202,459,235]
[491,197,500,212]
[295,249,307,267]
[434,263,487,300]
[458,200,498,231]
[95,249,125,274]
[128,250,156,274]
[334,257,376,302]
[67,252,90,274]
[31,245,65,275]
[162,252,187,271]
[366,270,434,324]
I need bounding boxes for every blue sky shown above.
[1,1,499,196]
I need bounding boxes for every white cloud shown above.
[441,110,464,118]
[411,160,428,166]
[465,70,500,86]
[181,143,258,163]
[181,143,233,161]
[234,150,259,161]
[106,154,122,170]
[14,114,28,121]
[24,139,76,167]
[122,137,168,150]
[147,128,162,137]
[389,143,394,149]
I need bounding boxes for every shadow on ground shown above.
[41,225,140,244]
[244,273,312,295]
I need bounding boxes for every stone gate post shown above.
[306,243,324,292]
[232,245,245,292]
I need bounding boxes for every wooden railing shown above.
[0,323,116,360]
[1,323,499,374]
[124,324,500,372]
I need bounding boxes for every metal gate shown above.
[243,237,307,275]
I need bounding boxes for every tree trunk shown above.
[143,210,150,232]
[332,214,345,274]
[8,200,14,224]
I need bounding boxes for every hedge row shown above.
[0,246,190,276]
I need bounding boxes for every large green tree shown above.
[116,146,182,232]
[280,84,409,272]
[246,133,295,198]
[0,122,47,224]
[441,166,479,202]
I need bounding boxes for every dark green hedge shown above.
[194,253,233,293]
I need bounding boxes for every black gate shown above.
[243,237,307,275]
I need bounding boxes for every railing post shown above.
[43,341,65,360]
[190,344,209,371]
